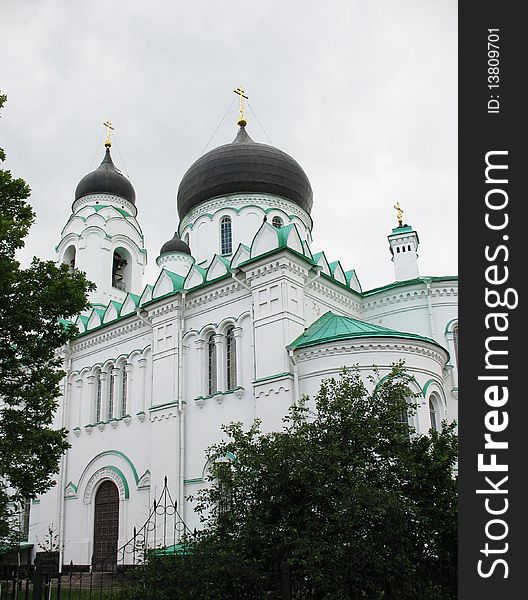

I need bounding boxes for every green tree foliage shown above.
[0,93,93,544]
[122,363,457,599]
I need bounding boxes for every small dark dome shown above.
[177,126,313,219]
[159,232,191,256]
[75,147,136,204]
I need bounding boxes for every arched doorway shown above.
[93,480,119,570]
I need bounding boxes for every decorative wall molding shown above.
[361,286,458,312]
[71,320,149,353]
[83,466,129,503]
[179,194,312,233]
[294,340,447,369]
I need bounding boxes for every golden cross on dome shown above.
[233,87,248,127]
[103,120,114,148]
[394,201,404,227]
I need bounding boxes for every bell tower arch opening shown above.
[112,247,132,292]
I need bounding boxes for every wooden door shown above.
[93,481,119,570]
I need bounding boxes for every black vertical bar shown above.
[78,567,83,599]
[32,564,42,600]
[67,561,73,600]
[132,527,136,566]
[459,2,525,599]
[280,561,291,600]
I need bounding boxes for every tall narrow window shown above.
[272,216,283,228]
[429,398,438,431]
[21,499,30,541]
[397,400,411,439]
[108,368,115,420]
[95,373,102,422]
[121,366,128,417]
[207,334,217,395]
[220,216,232,255]
[453,325,459,367]
[226,327,237,390]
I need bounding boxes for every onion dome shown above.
[177,125,313,219]
[159,232,191,256]
[75,147,136,204]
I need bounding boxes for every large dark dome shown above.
[177,126,313,219]
[75,147,136,204]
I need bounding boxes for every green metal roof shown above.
[363,275,458,297]
[162,269,185,290]
[288,311,444,350]
[150,543,191,556]
[276,223,295,246]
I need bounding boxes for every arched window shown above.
[120,366,128,417]
[226,327,237,390]
[429,398,438,431]
[207,334,217,395]
[184,233,190,247]
[63,245,76,272]
[220,216,232,255]
[107,367,115,420]
[112,248,131,291]
[272,216,283,228]
[95,372,102,422]
[453,325,459,367]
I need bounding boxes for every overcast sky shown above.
[1,0,457,291]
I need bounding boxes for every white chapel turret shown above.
[56,125,147,305]
[156,232,194,276]
[387,202,420,281]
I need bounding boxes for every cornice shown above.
[294,340,447,368]
[71,319,149,354]
[361,286,458,311]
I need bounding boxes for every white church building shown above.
[27,112,458,568]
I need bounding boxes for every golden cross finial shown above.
[233,87,248,127]
[394,201,404,227]
[103,120,114,148]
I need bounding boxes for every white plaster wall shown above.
[30,252,458,564]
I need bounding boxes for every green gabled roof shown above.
[288,311,444,351]
[276,223,295,246]
[216,255,232,268]
[193,264,207,276]
[125,292,141,307]
[329,260,342,275]
[162,269,185,291]
[92,306,106,319]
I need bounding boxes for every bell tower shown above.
[56,123,147,305]
[387,202,420,281]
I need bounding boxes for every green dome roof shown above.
[288,311,446,352]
